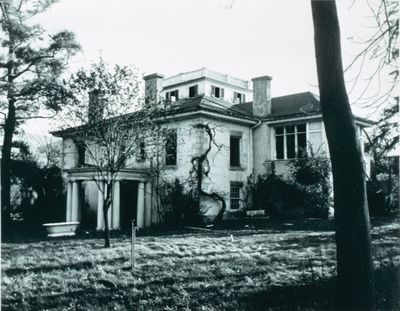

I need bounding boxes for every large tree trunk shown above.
[311,1,374,310]
[1,84,16,215]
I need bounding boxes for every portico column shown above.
[66,182,72,222]
[144,182,152,227]
[136,181,145,228]
[71,181,79,222]
[97,181,104,230]
[112,181,120,229]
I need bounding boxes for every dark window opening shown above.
[138,140,146,162]
[275,123,308,159]
[77,144,85,166]
[230,136,241,167]
[165,130,177,166]
[189,85,198,98]
[211,86,224,99]
[166,90,179,102]
[234,92,246,103]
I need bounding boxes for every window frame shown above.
[189,85,198,98]
[233,91,245,103]
[211,85,224,99]
[165,129,177,166]
[166,90,179,102]
[137,140,146,162]
[275,123,308,160]
[230,135,241,168]
[230,182,242,210]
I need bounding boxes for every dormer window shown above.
[166,90,179,102]
[189,85,198,98]
[234,92,246,104]
[211,86,224,99]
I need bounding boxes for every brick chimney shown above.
[252,75,272,117]
[88,90,104,123]
[144,73,164,107]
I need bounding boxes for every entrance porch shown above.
[64,168,153,230]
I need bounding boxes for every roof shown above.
[232,91,374,125]
[232,92,321,118]
[53,92,374,137]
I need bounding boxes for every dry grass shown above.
[2,218,399,311]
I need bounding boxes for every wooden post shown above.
[131,220,136,270]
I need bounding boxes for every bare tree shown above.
[59,59,162,247]
[346,0,398,110]
[311,1,374,309]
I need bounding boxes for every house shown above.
[53,67,373,230]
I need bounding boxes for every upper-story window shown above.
[165,129,177,166]
[189,85,198,98]
[136,140,146,162]
[166,90,179,102]
[233,92,246,104]
[211,86,224,99]
[308,121,324,155]
[230,135,241,167]
[77,143,86,166]
[275,124,307,159]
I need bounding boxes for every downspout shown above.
[249,119,262,172]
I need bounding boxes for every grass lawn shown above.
[2,218,399,311]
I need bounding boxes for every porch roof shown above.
[65,167,149,182]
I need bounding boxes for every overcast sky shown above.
[26,0,387,135]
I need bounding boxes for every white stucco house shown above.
[53,67,373,230]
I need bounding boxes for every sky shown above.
[24,0,390,135]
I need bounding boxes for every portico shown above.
[65,168,152,230]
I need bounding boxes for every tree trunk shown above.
[311,1,374,310]
[103,181,113,248]
[1,96,16,215]
[103,202,111,248]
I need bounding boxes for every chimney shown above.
[252,75,272,117]
[88,90,104,123]
[144,73,164,108]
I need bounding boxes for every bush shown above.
[290,156,331,218]
[246,156,332,219]
[245,163,306,219]
[161,179,203,226]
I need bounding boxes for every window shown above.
[77,144,85,166]
[233,92,246,103]
[308,121,324,155]
[230,183,242,210]
[211,86,224,99]
[230,136,241,167]
[166,90,179,102]
[137,140,146,162]
[189,85,198,98]
[275,124,307,159]
[165,129,177,166]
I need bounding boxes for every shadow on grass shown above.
[3,264,399,311]
[3,256,127,277]
[239,263,400,311]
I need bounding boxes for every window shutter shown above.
[211,86,215,96]
[221,88,225,98]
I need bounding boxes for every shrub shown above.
[161,179,203,226]
[246,155,332,219]
[290,156,331,218]
[245,163,306,219]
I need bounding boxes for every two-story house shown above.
[53,67,373,230]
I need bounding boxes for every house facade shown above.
[54,68,373,230]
